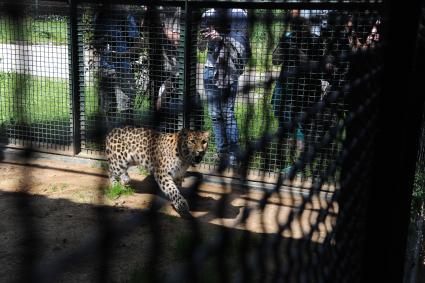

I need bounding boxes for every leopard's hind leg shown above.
[108,153,131,186]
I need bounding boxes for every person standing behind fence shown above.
[198,8,249,167]
[94,6,140,128]
[153,7,204,132]
[271,10,326,175]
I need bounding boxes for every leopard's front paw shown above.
[172,197,192,219]
[119,174,131,186]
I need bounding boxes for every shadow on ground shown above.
[0,156,334,283]
[130,174,242,219]
[0,190,322,283]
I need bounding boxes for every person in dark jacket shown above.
[94,6,140,127]
[271,10,327,174]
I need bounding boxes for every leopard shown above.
[105,126,209,217]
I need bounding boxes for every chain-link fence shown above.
[0,0,424,282]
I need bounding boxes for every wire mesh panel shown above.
[0,1,72,151]
[192,7,381,182]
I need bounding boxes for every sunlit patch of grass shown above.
[0,72,70,124]
[104,183,135,200]
[138,166,150,176]
[48,184,59,192]
[45,183,69,193]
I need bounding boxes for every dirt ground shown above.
[0,153,337,282]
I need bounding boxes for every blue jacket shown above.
[95,12,139,74]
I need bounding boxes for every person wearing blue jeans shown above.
[204,67,239,159]
[199,8,249,166]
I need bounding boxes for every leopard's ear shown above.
[202,131,210,140]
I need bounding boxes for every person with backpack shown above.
[199,8,249,167]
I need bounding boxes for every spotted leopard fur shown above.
[105,127,209,217]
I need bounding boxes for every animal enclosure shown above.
[0,0,424,282]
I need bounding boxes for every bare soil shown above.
[0,155,337,283]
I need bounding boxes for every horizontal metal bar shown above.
[186,1,385,10]
[68,0,186,6]
[0,0,185,6]
[10,0,385,10]
[0,143,74,157]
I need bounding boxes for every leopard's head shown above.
[178,129,210,165]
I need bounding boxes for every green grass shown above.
[104,183,135,200]
[0,71,151,125]
[237,96,278,140]
[83,76,100,118]
[0,72,70,124]
[0,17,68,44]
[47,183,69,193]
[249,15,288,73]
[138,166,150,176]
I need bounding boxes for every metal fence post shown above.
[69,0,81,155]
[363,1,425,282]
[182,0,193,129]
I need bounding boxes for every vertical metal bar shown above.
[5,4,40,282]
[69,0,81,155]
[182,0,192,129]
[363,1,425,282]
